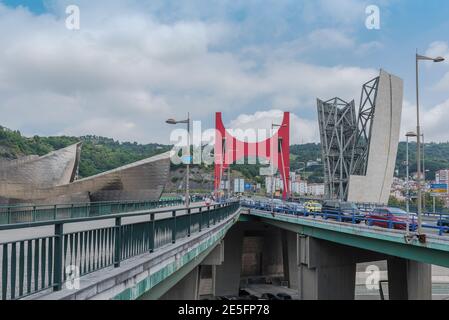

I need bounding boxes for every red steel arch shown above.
[214,112,290,199]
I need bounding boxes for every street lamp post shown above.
[271,122,287,215]
[415,53,445,234]
[298,162,306,200]
[406,131,417,236]
[166,113,191,208]
[422,133,426,214]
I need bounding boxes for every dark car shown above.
[276,293,292,300]
[217,296,239,301]
[239,295,259,301]
[437,216,449,233]
[286,202,307,216]
[365,207,417,231]
[321,200,363,223]
[239,289,251,297]
[260,293,281,300]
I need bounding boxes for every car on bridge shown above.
[304,201,322,214]
[365,207,417,231]
[286,202,307,216]
[437,215,449,233]
[321,201,364,223]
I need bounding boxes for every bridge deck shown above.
[243,209,449,268]
[0,202,240,300]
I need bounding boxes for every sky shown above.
[0,0,449,144]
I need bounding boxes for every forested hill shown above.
[290,142,449,181]
[1,125,449,181]
[0,126,171,178]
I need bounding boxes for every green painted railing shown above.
[0,201,240,300]
[0,198,185,226]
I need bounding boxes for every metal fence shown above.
[0,198,186,226]
[0,201,240,300]
[241,200,449,236]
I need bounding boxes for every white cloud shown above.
[425,41,449,63]
[0,3,380,144]
[301,0,369,25]
[229,110,319,144]
[400,98,449,143]
[307,29,354,49]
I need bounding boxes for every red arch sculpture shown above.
[214,112,291,199]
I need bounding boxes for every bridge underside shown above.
[235,212,446,300]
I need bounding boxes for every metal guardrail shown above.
[0,198,187,226]
[0,201,240,300]
[241,200,449,236]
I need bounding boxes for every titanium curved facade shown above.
[0,143,81,204]
[0,144,171,205]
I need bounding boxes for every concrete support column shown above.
[202,242,224,266]
[298,237,356,300]
[261,229,284,276]
[387,257,431,300]
[213,225,244,297]
[160,266,201,300]
[282,230,299,290]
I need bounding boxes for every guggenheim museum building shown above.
[0,143,171,205]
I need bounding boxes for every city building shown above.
[436,170,449,185]
[307,184,325,197]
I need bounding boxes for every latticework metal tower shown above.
[318,75,380,201]
[317,98,358,201]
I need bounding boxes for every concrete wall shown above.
[239,224,284,279]
[160,267,200,300]
[348,70,403,204]
[388,257,432,300]
[214,224,244,297]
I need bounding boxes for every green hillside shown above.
[1,125,449,182]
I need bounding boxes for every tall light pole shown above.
[421,133,426,214]
[271,122,287,215]
[166,113,191,208]
[406,131,417,236]
[298,162,306,199]
[415,53,445,234]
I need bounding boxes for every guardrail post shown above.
[207,207,211,228]
[150,213,155,253]
[7,207,11,224]
[114,217,122,268]
[187,209,191,237]
[54,205,57,220]
[32,206,36,222]
[53,223,63,291]
[172,211,177,244]
[199,207,203,232]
